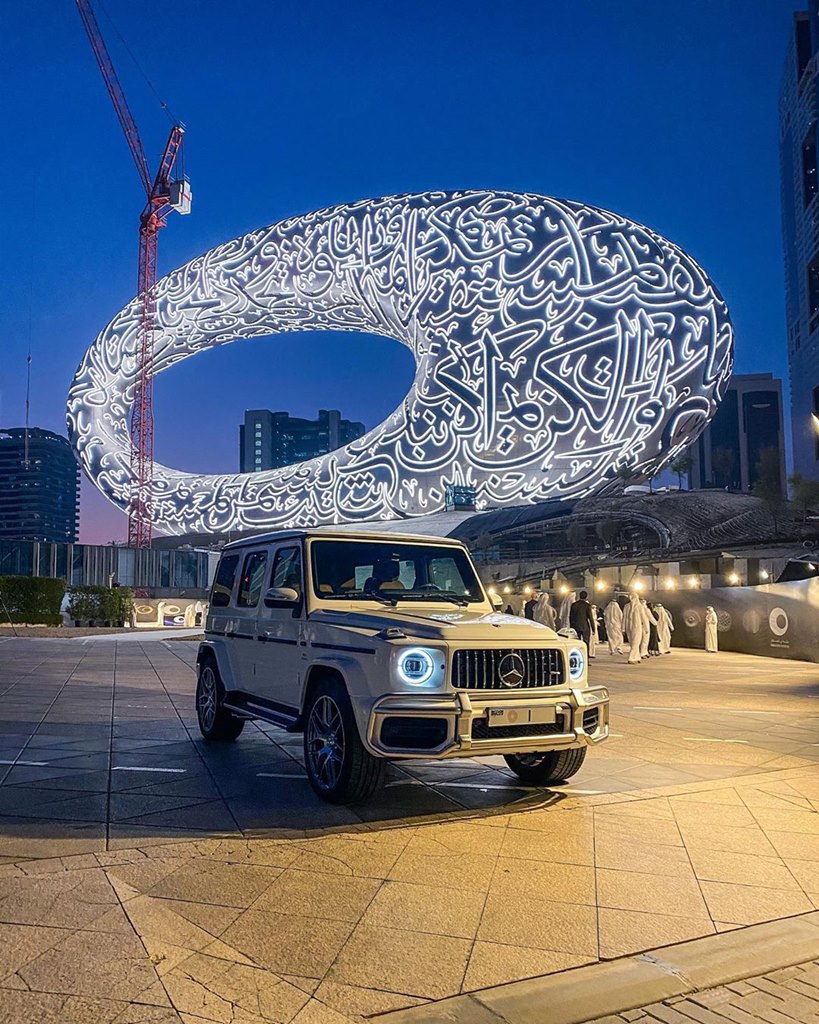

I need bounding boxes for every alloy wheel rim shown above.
[307,695,345,791]
[198,667,217,731]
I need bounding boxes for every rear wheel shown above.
[504,747,586,785]
[303,677,385,804]
[196,660,244,741]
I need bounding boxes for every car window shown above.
[311,540,482,602]
[271,546,302,598]
[211,554,240,607]
[429,556,469,593]
[237,551,268,608]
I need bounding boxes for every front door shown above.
[254,543,305,712]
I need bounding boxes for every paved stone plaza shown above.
[0,637,817,1023]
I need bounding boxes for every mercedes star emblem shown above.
[498,653,526,687]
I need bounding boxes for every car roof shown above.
[221,528,467,552]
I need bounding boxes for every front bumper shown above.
[366,686,609,758]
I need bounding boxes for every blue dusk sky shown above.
[0,0,801,543]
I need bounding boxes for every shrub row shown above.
[0,576,65,626]
[67,586,135,626]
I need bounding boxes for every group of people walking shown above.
[521,589,677,662]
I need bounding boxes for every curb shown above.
[374,911,819,1024]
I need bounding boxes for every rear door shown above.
[233,547,269,691]
[254,542,305,710]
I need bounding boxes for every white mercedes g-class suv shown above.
[196,530,609,803]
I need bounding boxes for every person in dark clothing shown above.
[569,590,595,646]
[524,596,538,620]
[647,601,660,656]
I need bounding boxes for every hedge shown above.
[0,576,65,626]
[66,586,134,626]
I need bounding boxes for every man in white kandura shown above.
[626,594,644,664]
[535,593,557,629]
[639,598,655,659]
[657,603,674,654]
[604,598,624,654]
[705,606,719,653]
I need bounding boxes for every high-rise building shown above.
[0,428,80,543]
[239,409,366,473]
[781,3,819,478]
[689,374,787,495]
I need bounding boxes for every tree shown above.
[789,473,819,523]
[753,446,786,533]
[670,454,693,490]
[710,446,736,489]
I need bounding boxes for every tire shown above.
[303,677,385,804]
[504,747,587,785]
[196,659,245,741]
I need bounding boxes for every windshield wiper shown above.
[345,591,398,606]
[396,592,470,607]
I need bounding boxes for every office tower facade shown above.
[781,2,819,477]
[689,374,787,494]
[0,428,80,543]
[240,409,366,473]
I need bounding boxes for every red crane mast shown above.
[76,0,191,549]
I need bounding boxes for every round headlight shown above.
[396,648,435,685]
[568,646,586,681]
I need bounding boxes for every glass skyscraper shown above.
[239,409,365,473]
[780,2,819,478]
[0,428,80,543]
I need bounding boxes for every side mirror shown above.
[263,587,300,608]
[490,592,503,609]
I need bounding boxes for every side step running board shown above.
[223,696,301,732]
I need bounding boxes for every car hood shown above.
[308,607,562,643]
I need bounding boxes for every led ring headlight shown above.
[396,648,435,686]
[568,647,586,682]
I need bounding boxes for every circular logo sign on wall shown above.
[769,607,789,637]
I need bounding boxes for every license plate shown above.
[487,705,557,727]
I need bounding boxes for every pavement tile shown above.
[686,847,804,891]
[162,950,309,1023]
[146,860,283,909]
[387,848,497,889]
[292,835,407,880]
[403,822,506,857]
[221,909,354,977]
[361,879,484,938]
[0,989,182,1024]
[678,822,779,857]
[18,928,164,1004]
[767,830,819,862]
[154,900,242,937]
[476,892,598,955]
[492,856,596,906]
[0,816,105,858]
[328,922,471,1000]
[596,868,708,919]
[747,807,819,835]
[313,978,428,1017]
[594,836,694,878]
[252,868,381,923]
[462,942,594,991]
[597,907,715,959]
[0,867,118,929]
[0,922,70,982]
[594,815,684,848]
[500,825,595,866]
[698,879,814,925]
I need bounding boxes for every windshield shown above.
[310,539,485,604]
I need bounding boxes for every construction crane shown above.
[76,0,191,549]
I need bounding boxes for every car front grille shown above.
[451,648,565,690]
[471,716,567,741]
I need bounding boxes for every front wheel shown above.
[303,679,385,804]
[504,747,586,785]
[196,661,245,741]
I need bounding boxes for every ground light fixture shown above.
[594,580,607,592]
[727,572,741,585]
[503,585,512,594]
[688,576,700,588]
[631,579,644,592]
[559,584,570,595]
[760,569,769,580]
[663,578,677,590]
